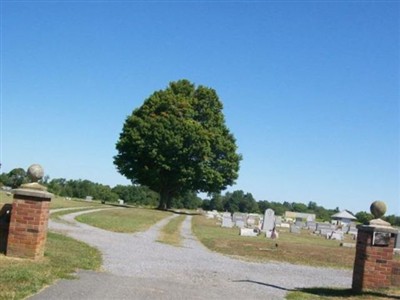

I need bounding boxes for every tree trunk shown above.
[158,191,169,210]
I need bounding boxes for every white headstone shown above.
[262,209,275,232]
[221,216,233,228]
[235,220,245,228]
[240,228,258,237]
[327,231,343,241]
[290,224,301,234]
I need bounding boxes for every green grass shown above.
[192,215,356,269]
[50,206,111,225]
[0,191,13,205]
[0,232,102,300]
[0,190,104,209]
[285,287,400,299]
[75,207,172,233]
[49,195,104,209]
[157,215,186,246]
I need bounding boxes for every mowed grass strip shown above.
[286,287,400,300]
[50,196,104,209]
[0,191,104,209]
[192,215,355,269]
[50,207,111,224]
[75,208,172,233]
[0,232,101,300]
[157,215,187,247]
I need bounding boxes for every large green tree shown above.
[114,80,241,209]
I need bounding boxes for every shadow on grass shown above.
[233,280,400,299]
[104,203,131,208]
[294,287,400,299]
[233,279,292,291]
[167,209,201,216]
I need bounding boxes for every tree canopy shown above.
[114,80,242,209]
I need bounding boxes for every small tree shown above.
[7,168,28,188]
[114,80,241,209]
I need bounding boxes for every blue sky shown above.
[1,1,399,215]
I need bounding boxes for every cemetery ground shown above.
[0,193,399,299]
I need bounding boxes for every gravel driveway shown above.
[29,209,352,300]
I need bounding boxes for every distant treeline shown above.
[0,168,399,225]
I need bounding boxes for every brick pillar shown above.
[392,261,400,286]
[7,188,53,260]
[352,225,397,292]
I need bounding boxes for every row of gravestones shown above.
[289,220,359,241]
[219,209,277,238]
[218,208,367,242]
[220,209,276,231]
[219,209,278,238]
[216,208,400,252]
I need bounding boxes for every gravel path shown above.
[30,209,352,299]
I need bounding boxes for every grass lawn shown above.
[157,215,187,247]
[193,215,400,298]
[0,232,102,300]
[0,191,13,205]
[285,287,400,299]
[49,195,104,209]
[0,190,104,209]
[192,215,356,269]
[75,207,172,233]
[50,207,112,225]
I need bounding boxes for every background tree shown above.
[291,202,308,213]
[355,211,374,224]
[209,193,224,211]
[114,80,241,209]
[170,191,203,209]
[7,168,28,188]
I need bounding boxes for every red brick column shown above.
[352,226,397,292]
[392,261,400,286]
[6,188,52,260]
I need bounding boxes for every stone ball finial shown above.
[370,200,387,219]
[27,164,44,183]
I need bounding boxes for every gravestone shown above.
[233,213,247,228]
[118,199,124,205]
[316,223,333,230]
[290,224,300,234]
[205,211,216,219]
[262,209,275,232]
[235,220,245,228]
[240,228,258,237]
[327,231,343,241]
[316,223,334,235]
[246,214,261,227]
[85,196,93,201]
[348,226,358,234]
[221,216,233,228]
[319,228,334,236]
[295,221,305,228]
[306,221,316,231]
[275,216,282,226]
